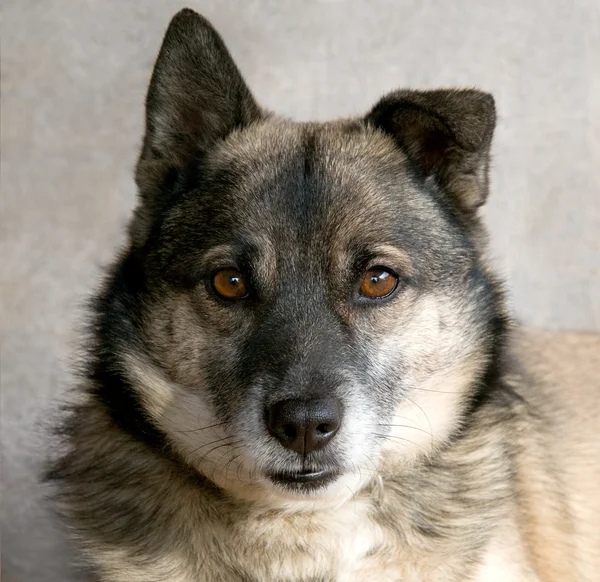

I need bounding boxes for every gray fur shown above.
[47,9,597,582]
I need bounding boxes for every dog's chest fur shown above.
[198,462,526,582]
[148,471,507,582]
[152,491,470,582]
[231,498,398,582]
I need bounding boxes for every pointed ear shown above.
[135,9,262,205]
[366,89,496,213]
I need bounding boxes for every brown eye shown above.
[359,268,398,299]
[212,269,248,300]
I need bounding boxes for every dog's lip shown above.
[268,469,339,484]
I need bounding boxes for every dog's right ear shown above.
[133,9,262,241]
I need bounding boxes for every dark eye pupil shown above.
[372,271,388,284]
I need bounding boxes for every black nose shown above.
[267,398,342,455]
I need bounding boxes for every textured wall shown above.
[2,1,599,580]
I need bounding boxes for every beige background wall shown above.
[2,1,599,580]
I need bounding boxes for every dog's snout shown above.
[267,398,341,454]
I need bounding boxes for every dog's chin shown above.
[209,464,371,510]
[269,469,373,509]
[264,469,371,508]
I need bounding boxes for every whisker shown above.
[360,448,381,476]
[236,456,250,484]
[373,433,429,453]
[175,421,228,434]
[345,483,356,507]
[370,424,443,443]
[403,394,434,442]
[348,463,380,476]
[186,435,235,458]
[222,453,243,481]
[410,388,460,394]
[192,439,242,467]
[211,446,238,481]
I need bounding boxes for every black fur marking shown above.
[90,252,171,452]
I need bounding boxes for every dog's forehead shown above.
[203,119,436,241]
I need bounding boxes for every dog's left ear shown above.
[366,89,496,213]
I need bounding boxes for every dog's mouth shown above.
[267,469,340,491]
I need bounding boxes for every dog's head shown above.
[106,9,503,507]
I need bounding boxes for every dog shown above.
[47,8,600,581]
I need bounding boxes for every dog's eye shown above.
[212,269,248,300]
[359,267,398,299]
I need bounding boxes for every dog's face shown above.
[115,10,501,507]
